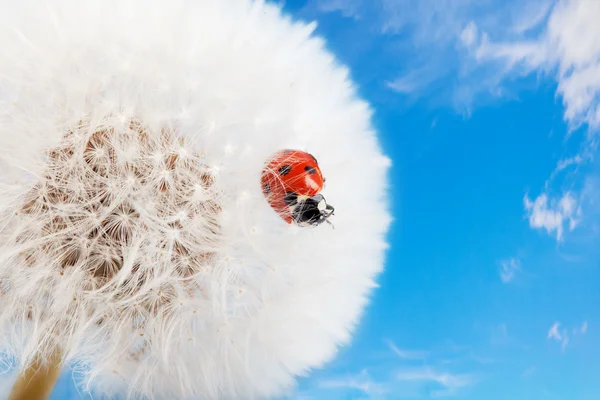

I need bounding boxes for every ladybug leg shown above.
[324,217,335,229]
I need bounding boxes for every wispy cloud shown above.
[385,65,441,95]
[318,370,388,396]
[574,321,588,335]
[524,192,580,241]
[548,320,589,352]
[466,0,600,131]
[547,321,570,351]
[462,0,600,242]
[312,0,600,242]
[315,366,476,399]
[310,0,556,111]
[547,322,562,341]
[313,0,600,130]
[395,367,475,397]
[554,155,584,175]
[314,0,362,19]
[386,340,429,360]
[499,258,521,283]
[305,340,480,398]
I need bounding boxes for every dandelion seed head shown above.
[0,0,390,399]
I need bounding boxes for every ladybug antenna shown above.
[321,202,335,229]
[325,218,335,229]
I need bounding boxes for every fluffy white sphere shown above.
[0,0,390,398]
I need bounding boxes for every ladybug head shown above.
[290,193,335,227]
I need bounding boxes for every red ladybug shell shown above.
[261,149,325,223]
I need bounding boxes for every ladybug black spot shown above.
[308,153,318,165]
[284,191,298,206]
[282,149,294,154]
[279,165,292,176]
[304,166,317,175]
[263,182,271,194]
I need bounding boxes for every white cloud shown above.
[386,340,429,360]
[389,341,477,397]
[314,0,599,126]
[395,367,475,397]
[524,192,580,241]
[317,366,476,399]
[318,370,388,396]
[385,64,441,95]
[510,1,553,34]
[547,321,562,341]
[547,321,570,350]
[499,258,521,283]
[471,1,600,241]
[314,0,362,19]
[550,154,584,181]
[312,0,600,240]
[308,341,480,398]
[574,320,588,334]
[312,0,555,110]
[460,21,479,47]
[468,0,600,131]
[379,0,477,40]
[561,335,570,350]
[548,320,589,352]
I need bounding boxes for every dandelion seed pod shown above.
[0,0,391,399]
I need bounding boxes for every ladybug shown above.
[261,149,335,226]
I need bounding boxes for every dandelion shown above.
[0,0,390,398]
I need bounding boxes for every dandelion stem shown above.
[9,348,62,400]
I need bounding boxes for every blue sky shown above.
[50,0,599,399]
